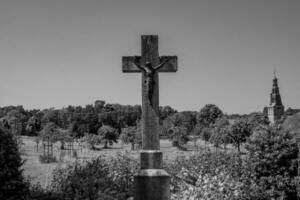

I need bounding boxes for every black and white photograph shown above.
[1,0,300,199]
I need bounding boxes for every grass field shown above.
[20,136,204,188]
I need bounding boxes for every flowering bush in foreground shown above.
[49,152,138,200]
[166,151,247,200]
[171,168,244,200]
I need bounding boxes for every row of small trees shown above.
[159,104,270,151]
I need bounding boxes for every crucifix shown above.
[123,35,177,200]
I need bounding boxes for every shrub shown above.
[171,168,245,200]
[28,181,63,200]
[168,125,189,150]
[50,156,114,199]
[50,153,139,200]
[245,126,298,200]
[165,150,244,198]
[107,152,139,199]
[0,127,29,200]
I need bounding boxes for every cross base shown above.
[134,150,170,200]
[140,150,163,169]
[134,169,170,200]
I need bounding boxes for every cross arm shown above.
[122,56,177,73]
[158,56,177,72]
[122,56,142,73]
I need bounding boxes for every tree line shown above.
[1,100,285,152]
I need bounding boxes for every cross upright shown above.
[123,35,177,151]
[123,35,177,200]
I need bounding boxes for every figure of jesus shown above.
[135,57,169,106]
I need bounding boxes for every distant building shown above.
[264,73,284,124]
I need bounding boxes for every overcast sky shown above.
[0,0,299,114]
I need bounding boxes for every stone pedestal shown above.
[134,150,170,200]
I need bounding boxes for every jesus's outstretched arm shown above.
[134,56,145,72]
[154,59,169,71]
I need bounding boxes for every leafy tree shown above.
[168,125,189,150]
[0,127,29,199]
[197,104,223,128]
[68,121,88,138]
[52,129,73,150]
[247,112,270,128]
[26,116,41,136]
[245,126,298,200]
[98,125,119,148]
[159,105,177,121]
[229,119,251,152]
[210,117,231,149]
[42,109,61,126]
[5,109,28,135]
[120,125,142,150]
[84,133,102,150]
[200,127,212,147]
[161,111,197,138]
[94,100,106,112]
[40,122,59,142]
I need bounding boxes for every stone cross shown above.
[123,35,177,149]
[122,35,177,200]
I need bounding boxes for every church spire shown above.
[270,73,283,106]
[266,71,284,124]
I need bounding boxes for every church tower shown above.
[267,72,284,124]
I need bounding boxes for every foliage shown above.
[50,156,115,200]
[229,119,252,152]
[161,111,197,139]
[83,133,102,150]
[26,116,41,136]
[39,122,59,142]
[282,111,300,134]
[159,105,178,122]
[107,152,139,198]
[245,126,298,200]
[98,125,119,148]
[50,153,139,200]
[166,150,246,200]
[4,109,27,135]
[197,104,223,128]
[209,117,231,148]
[168,125,189,150]
[0,127,29,200]
[171,168,245,200]
[247,112,270,127]
[33,138,299,200]
[0,102,178,139]
[200,127,212,146]
[52,129,73,149]
[120,125,142,150]
[28,182,63,200]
